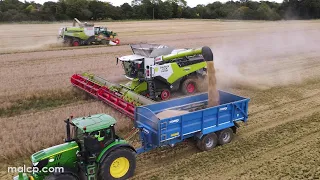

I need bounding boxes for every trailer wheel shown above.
[196,133,218,151]
[217,128,234,145]
[44,173,78,180]
[98,148,136,180]
[181,78,197,95]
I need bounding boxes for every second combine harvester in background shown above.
[58,18,120,47]
[71,44,212,119]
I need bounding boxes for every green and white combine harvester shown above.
[58,18,120,47]
[71,44,211,119]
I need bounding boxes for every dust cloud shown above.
[19,38,65,50]
[210,23,320,90]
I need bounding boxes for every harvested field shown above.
[1,19,320,180]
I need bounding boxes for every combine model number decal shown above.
[160,65,170,72]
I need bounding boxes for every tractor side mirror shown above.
[116,57,119,65]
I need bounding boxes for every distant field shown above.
[1,19,320,180]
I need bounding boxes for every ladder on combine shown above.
[147,80,156,100]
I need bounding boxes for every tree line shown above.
[0,0,320,22]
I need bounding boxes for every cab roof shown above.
[72,114,116,133]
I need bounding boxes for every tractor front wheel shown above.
[98,148,136,180]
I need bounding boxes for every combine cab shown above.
[71,44,213,118]
[58,18,120,46]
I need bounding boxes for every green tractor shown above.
[14,114,136,180]
[58,18,120,47]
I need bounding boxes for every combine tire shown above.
[98,148,136,180]
[196,133,218,151]
[217,128,234,145]
[181,78,197,95]
[72,39,80,46]
[45,174,78,180]
[160,89,171,101]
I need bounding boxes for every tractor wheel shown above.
[44,173,78,180]
[98,148,136,180]
[160,89,171,101]
[181,78,197,95]
[196,133,218,151]
[217,128,234,145]
[71,39,80,47]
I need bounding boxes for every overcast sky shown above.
[20,0,284,7]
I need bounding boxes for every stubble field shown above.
[1,19,320,180]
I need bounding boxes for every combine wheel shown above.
[160,89,171,101]
[181,78,197,95]
[45,173,78,180]
[98,148,136,180]
[71,39,80,46]
[217,128,234,145]
[196,133,218,151]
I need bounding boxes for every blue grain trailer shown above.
[13,90,250,180]
[135,90,250,153]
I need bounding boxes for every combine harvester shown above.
[71,44,212,119]
[58,18,120,46]
[14,91,250,180]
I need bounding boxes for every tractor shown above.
[14,114,136,180]
[58,18,120,47]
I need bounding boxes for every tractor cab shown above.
[68,114,117,155]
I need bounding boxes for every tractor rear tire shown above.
[217,128,234,145]
[181,78,197,95]
[44,173,78,180]
[98,148,136,180]
[196,133,218,151]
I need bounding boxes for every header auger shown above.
[71,44,214,118]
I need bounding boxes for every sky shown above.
[20,0,284,7]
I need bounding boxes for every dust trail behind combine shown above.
[212,27,320,90]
